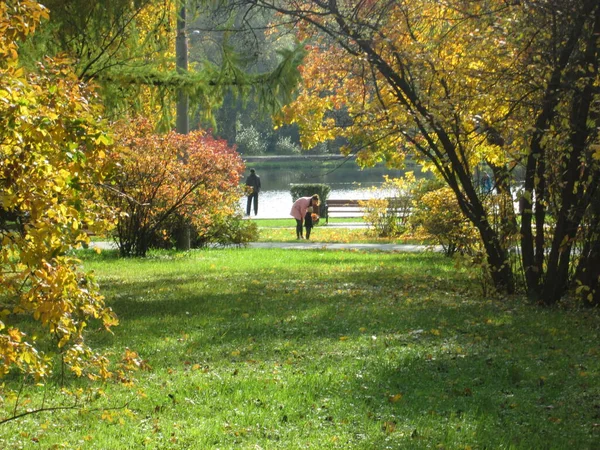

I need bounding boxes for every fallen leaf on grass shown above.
[388,393,403,403]
[382,421,396,433]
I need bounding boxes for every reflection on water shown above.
[239,161,422,218]
[251,163,413,191]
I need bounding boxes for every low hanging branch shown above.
[0,400,133,426]
[89,45,306,110]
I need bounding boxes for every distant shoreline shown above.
[242,154,421,173]
[242,154,355,162]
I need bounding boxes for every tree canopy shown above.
[247,0,600,304]
[20,0,305,129]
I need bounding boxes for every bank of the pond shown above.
[238,156,428,218]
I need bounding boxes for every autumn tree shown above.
[509,1,600,305]
[247,0,600,304]
[0,1,121,381]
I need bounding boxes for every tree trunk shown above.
[576,233,600,306]
[489,163,519,245]
[175,0,190,250]
[541,4,600,304]
[176,1,189,136]
[472,209,515,294]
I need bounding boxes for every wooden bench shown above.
[322,198,413,224]
[322,199,366,223]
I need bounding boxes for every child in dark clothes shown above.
[304,206,314,240]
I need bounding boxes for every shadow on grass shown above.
[14,248,597,448]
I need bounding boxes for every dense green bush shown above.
[290,184,331,203]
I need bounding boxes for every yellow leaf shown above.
[388,393,403,403]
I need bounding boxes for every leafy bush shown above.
[361,173,420,237]
[106,117,245,257]
[193,214,259,247]
[410,186,479,256]
[274,136,301,155]
[360,198,402,237]
[236,122,267,155]
[308,141,331,154]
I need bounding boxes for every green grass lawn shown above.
[1,248,599,449]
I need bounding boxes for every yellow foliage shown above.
[273,0,529,176]
[0,3,119,381]
[410,187,480,256]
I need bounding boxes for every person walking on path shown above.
[245,169,261,216]
[290,194,320,239]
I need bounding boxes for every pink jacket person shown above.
[290,197,312,220]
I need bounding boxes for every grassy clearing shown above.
[252,218,366,228]
[257,227,423,244]
[254,219,423,244]
[258,226,377,243]
[1,248,599,449]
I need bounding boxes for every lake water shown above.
[238,159,420,218]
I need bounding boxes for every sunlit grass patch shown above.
[257,226,423,244]
[251,218,365,228]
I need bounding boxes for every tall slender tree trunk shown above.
[575,216,600,306]
[176,2,189,136]
[175,0,190,250]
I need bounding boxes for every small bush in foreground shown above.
[194,214,259,247]
[361,173,420,238]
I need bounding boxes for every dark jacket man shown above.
[245,169,261,215]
